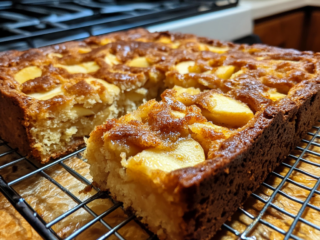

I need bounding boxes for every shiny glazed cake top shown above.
[0,28,319,118]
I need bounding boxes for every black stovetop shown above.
[0,0,238,51]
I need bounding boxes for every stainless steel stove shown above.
[0,0,239,51]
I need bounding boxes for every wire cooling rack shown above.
[1,122,320,239]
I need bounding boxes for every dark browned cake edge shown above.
[0,90,32,157]
[164,80,320,239]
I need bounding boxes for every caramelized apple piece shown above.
[189,122,232,154]
[157,37,180,48]
[48,53,63,59]
[171,110,186,118]
[201,93,254,128]
[189,122,231,138]
[175,61,195,74]
[172,85,200,96]
[27,86,63,100]
[100,38,113,45]
[199,44,229,53]
[14,66,42,84]
[157,37,172,44]
[104,53,120,66]
[268,89,286,101]
[56,61,99,73]
[230,70,244,79]
[215,66,235,79]
[78,48,91,54]
[128,57,150,68]
[122,138,205,174]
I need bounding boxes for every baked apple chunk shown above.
[200,93,254,128]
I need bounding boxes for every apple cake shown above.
[84,30,320,239]
[1,28,320,239]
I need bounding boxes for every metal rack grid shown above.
[1,122,320,239]
[0,144,157,240]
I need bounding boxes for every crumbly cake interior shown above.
[83,29,320,240]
